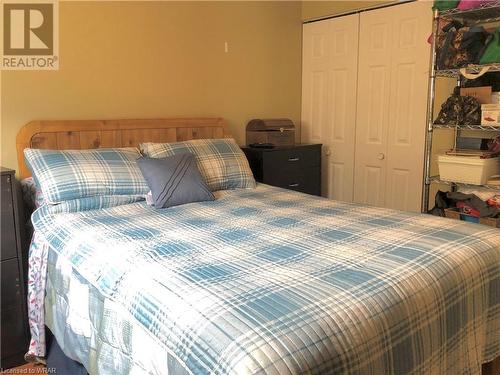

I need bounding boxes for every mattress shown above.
[31,184,500,374]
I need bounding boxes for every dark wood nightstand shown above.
[1,168,29,369]
[242,144,322,196]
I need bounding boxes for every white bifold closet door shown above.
[302,1,431,212]
[354,1,431,212]
[301,14,359,202]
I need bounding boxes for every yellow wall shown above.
[0,1,302,171]
[302,0,395,21]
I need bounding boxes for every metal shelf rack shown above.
[438,0,500,24]
[435,63,500,78]
[429,176,500,190]
[422,5,500,213]
[433,123,500,130]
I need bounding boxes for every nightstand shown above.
[242,144,322,196]
[1,168,29,369]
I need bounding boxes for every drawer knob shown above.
[289,183,300,187]
[288,157,299,162]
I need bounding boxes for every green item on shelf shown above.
[432,0,459,11]
[480,28,500,64]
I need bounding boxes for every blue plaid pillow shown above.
[140,139,256,191]
[24,148,149,204]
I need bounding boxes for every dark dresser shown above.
[242,144,321,196]
[1,168,29,369]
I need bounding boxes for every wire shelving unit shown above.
[422,4,500,212]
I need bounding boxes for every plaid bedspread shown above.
[32,185,500,374]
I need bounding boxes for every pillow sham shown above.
[140,138,256,191]
[137,154,214,208]
[24,148,149,204]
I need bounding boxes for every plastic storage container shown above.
[438,154,499,185]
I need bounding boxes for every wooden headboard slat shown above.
[16,118,229,178]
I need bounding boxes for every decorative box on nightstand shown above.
[242,144,322,196]
[1,168,29,369]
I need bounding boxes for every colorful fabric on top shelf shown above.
[433,0,460,11]
[458,0,496,11]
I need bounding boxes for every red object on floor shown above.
[456,202,481,218]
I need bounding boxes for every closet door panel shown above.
[325,15,358,202]
[302,21,329,198]
[354,9,391,207]
[302,22,330,146]
[302,14,359,201]
[362,166,384,205]
[310,71,328,141]
[386,1,431,212]
[355,1,431,211]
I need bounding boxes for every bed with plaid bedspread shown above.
[31,184,499,374]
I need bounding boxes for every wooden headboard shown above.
[16,118,230,179]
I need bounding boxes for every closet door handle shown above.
[377,153,385,160]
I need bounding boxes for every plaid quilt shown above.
[31,185,499,374]
[140,139,256,191]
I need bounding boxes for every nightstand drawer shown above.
[242,144,322,196]
[1,259,22,309]
[262,145,320,172]
[264,166,321,196]
[1,175,17,261]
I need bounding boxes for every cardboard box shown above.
[461,86,492,104]
[444,208,500,228]
[481,104,500,126]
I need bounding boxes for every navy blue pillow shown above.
[137,154,214,208]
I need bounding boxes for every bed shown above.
[17,119,500,374]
